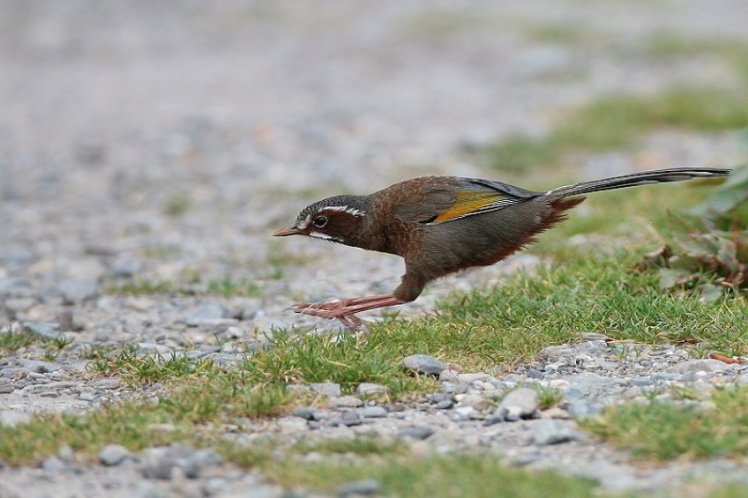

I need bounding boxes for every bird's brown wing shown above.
[422,178,538,224]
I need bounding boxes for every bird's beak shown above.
[273,226,301,237]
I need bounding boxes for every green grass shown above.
[584,386,748,461]
[487,86,748,172]
[0,368,294,466]
[88,345,215,384]
[163,193,193,217]
[0,327,72,353]
[260,454,596,498]
[107,276,260,297]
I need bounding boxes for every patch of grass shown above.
[108,278,176,295]
[533,386,564,410]
[524,22,598,45]
[291,437,404,457]
[243,251,746,389]
[107,276,261,297]
[0,326,72,353]
[584,386,748,461]
[0,329,42,351]
[205,277,261,297]
[487,86,748,172]
[163,193,193,217]
[400,10,496,40]
[240,330,436,398]
[89,345,214,384]
[262,453,596,497]
[0,367,294,466]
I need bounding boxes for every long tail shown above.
[545,167,731,198]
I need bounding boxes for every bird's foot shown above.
[291,295,404,331]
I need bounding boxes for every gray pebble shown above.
[98,444,131,466]
[338,479,381,497]
[111,257,141,277]
[183,449,222,478]
[565,400,602,419]
[42,456,66,472]
[402,354,446,375]
[340,411,362,427]
[435,400,454,410]
[20,359,62,373]
[673,359,735,375]
[357,382,388,395]
[310,382,342,398]
[58,278,100,304]
[23,322,61,339]
[497,388,539,420]
[335,396,364,408]
[292,407,316,420]
[4,297,35,313]
[397,425,434,440]
[532,420,579,445]
[361,406,388,418]
[185,303,228,327]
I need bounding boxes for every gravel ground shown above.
[2,1,748,497]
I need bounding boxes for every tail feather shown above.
[546,168,730,198]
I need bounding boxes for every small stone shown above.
[337,479,381,497]
[541,407,571,419]
[439,369,459,382]
[357,383,388,395]
[23,322,62,339]
[334,396,364,408]
[111,257,141,277]
[125,297,156,312]
[99,444,131,466]
[4,297,35,313]
[402,354,446,375]
[457,373,491,384]
[455,393,492,411]
[183,449,222,478]
[397,425,434,441]
[497,388,539,419]
[58,445,75,462]
[674,359,735,375]
[0,382,15,394]
[185,303,228,327]
[565,400,601,419]
[435,400,454,410]
[310,382,342,398]
[361,406,387,418]
[42,456,66,472]
[20,359,62,373]
[532,420,579,445]
[58,278,100,304]
[340,411,362,427]
[292,407,316,420]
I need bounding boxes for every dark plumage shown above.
[274,167,730,327]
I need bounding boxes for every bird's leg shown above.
[292,294,405,320]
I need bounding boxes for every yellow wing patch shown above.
[433,190,506,223]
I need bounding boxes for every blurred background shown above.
[1,0,747,332]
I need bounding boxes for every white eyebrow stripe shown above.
[320,206,366,217]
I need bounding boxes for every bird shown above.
[274,167,730,328]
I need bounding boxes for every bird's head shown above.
[273,195,370,247]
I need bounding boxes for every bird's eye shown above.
[312,215,328,228]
